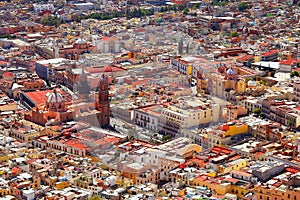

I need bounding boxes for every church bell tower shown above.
[96,74,110,128]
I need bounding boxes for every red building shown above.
[24,89,74,126]
[95,74,110,128]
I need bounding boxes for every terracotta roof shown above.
[25,89,63,105]
[280,59,300,66]
[86,66,124,73]
[3,72,14,77]
[261,50,278,57]
[102,36,118,42]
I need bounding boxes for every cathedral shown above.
[25,74,110,128]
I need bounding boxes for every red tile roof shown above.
[261,50,278,57]
[102,36,118,42]
[3,72,14,77]
[280,59,300,66]
[25,89,63,105]
[86,66,124,73]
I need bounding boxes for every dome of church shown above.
[227,68,236,75]
[75,38,87,44]
[247,80,257,87]
[46,90,63,104]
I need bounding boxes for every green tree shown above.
[41,15,65,27]
[270,71,275,77]
[183,8,189,15]
[291,71,299,77]
[238,2,248,12]
[89,196,102,200]
[213,0,228,6]
[253,108,261,116]
[230,31,238,37]
[162,134,172,141]
[287,119,295,128]
[0,34,16,39]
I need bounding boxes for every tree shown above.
[183,8,189,15]
[291,71,299,78]
[162,134,172,141]
[287,119,295,128]
[89,196,102,200]
[253,108,261,116]
[41,15,65,27]
[238,2,248,12]
[230,31,238,37]
[270,71,275,77]
[213,0,228,6]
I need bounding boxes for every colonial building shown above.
[95,74,110,128]
[54,38,95,60]
[92,36,121,54]
[24,74,111,128]
[293,81,300,102]
[24,89,74,126]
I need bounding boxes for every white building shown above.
[33,4,55,13]
[22,189,35,200]
[72,2,94,11]
[92,36,121,54]
[134,105,163,132]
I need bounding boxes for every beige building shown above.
[159,100,212,136]
[293,81,300,102]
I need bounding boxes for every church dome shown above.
[46,90,63,104]
[247,80,257,87]
[227,68,236,75]
[75,38,87,44]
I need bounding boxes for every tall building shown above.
[178,37,183,55]
[95,74,110,128]
[293,81,300,102]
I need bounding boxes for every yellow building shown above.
[187,65,193,75]
[208,122,248,148]
[0,154,9,164]
[223,122,248,137]
[73,176,91,189]
[116,176,133,188]
[254,56,260,62]
[32,175,41,189]
[236,80,246,93]
[254,184,300,200]
[0,188,11,197]
[231,184,249,199]
[216,159,247,174]
[177,144,202,159]
[162,103,212,129]
[54,180,70,190]
[191,176,231,195]
[197,79,208,94]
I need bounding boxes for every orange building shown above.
[24,89,74,126]
[57,38,95,60]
